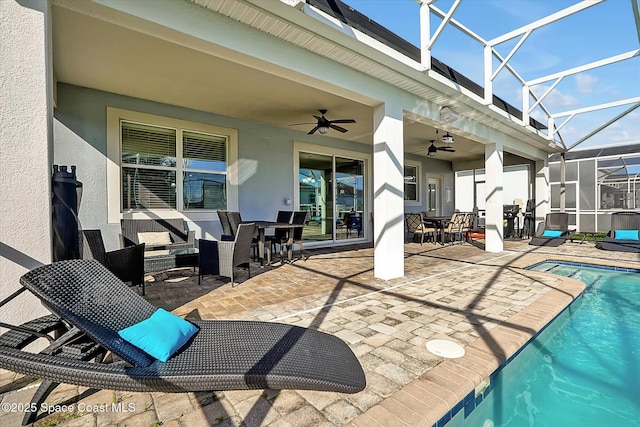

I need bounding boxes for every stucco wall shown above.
[54,84,385,249]
[0,0,53,328]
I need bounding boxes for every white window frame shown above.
[107,108,238,223]
[403,160,421,207]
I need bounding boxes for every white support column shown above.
[418,0,432,71]
[484,142,504,252]
[0,0,53,326]
[535,158,550,229]
[373,103,405,280]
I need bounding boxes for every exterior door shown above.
[427,177,440,215]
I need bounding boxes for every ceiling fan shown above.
[289,109,356,135]
[427,140,456,157]
[427,129,456,157]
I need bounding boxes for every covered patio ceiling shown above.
[51,2,519,164]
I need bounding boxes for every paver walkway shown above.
[1,239,638,426]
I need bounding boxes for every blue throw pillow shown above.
[118,308,198,362]
[541,229,562,238]
[614,229,639,240]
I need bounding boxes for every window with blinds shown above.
[121,121,227,211]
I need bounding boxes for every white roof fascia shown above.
[299,3,421,70]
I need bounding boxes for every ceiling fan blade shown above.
[312,115,323,121]
[329,124,349,133]
[329,119,356,124]
[437,147,456,152]
[288,122,317,126]
[307,126,319,135]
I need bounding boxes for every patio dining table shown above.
[424,216,452,245]
[250,221,305,266]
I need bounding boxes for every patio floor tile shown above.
[2,240,638,426]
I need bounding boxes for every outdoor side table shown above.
[143,247,199,274]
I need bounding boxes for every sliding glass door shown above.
[298,151,365,243]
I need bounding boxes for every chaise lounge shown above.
[598,211,640,253]
[0,260,366,422]
[529,212,576,247]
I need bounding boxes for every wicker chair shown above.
[82,229,146,295]
[217,210,234,241]
[218,222,256,286]
[599,211,640,252]
[529,212,575,247]
[0,259,365,421]
[120,218,195,250]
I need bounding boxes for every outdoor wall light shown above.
[440,106,459,123]
[318,126,330,134]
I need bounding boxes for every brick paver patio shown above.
[1,239,638,426]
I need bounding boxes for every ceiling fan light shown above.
[318,126,330,134]
[427,144,437,157]
[442,132,454,144]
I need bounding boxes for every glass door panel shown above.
[299,153,334,242]
[336,157,364,241]
[427,178,439,215]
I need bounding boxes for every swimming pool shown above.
[446,261,640,427]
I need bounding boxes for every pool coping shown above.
[348,253,639,427]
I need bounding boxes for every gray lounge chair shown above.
[529,212,575,247]
[599,211,640,252]
[0,260,366,421]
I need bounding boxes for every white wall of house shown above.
[0,0,53,328]
[53,84,371,249]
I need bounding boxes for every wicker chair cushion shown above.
[137,232,172,246]
[118,308,199,362]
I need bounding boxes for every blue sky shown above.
[341,0,640,149]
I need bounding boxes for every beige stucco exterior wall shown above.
[0,0,53,327]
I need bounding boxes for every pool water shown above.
[448,261,640,427]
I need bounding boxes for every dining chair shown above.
[269,211,307,263]
[286,211,308,261]
[404,213,435,245]
[346,212,363,238]
[217,210,233,241]
[442,212,466,244]
[260,210,292,263]
[219,223,256,287]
